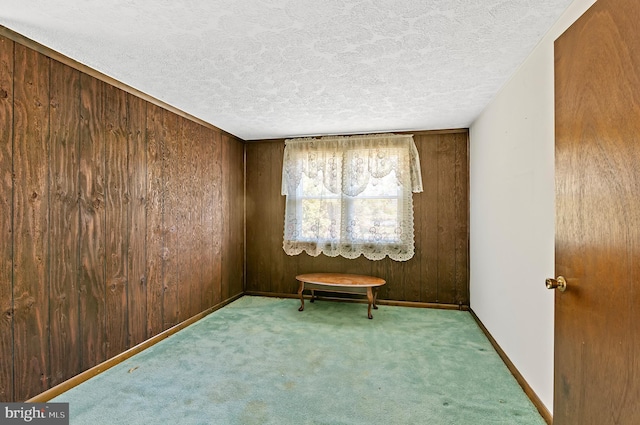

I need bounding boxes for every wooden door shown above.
[553,0,640,423]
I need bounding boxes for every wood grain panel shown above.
[162,111,179,330]
[221,135,231,301]
[178,117,202,321]
[229,137,245,296]
[0,34,14,402]
[2,36,248,402]
[210,129,223,306]
[244,142,260,292]
[436,135,457,303]
[370,258,391,300]
[245,132,469,306]
[178,120,202,321]
[48,60,80,387]
[78,73,106,371]
[295,252,319,277]
[126,93,147,347]
[104,84,128,358]
[173,116,188,322]
[200,127,216,310]
[245,142,271,292]
[145,103,164,338]
[189,122,204,317]
[237,139,246,295]
[269,143,286,294]
[12,44,50,400]
[418,136,439,302]
[373,257,402,301]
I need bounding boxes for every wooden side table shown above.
[296,273,387,319]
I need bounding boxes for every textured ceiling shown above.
[0,0,573,140]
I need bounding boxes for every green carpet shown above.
[51,296,545,424]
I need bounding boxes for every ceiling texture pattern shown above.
[0,0,573,140]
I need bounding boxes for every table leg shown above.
[366,287,374,319]
[298,281,305,312]
[373,287,379,310]
[310,289,315,303]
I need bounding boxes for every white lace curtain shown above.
[281,133,423,261]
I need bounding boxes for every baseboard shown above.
[244,291,469,311]
[28,292,244,403]
[469,309,552,425]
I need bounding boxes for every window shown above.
[281,134,423,261]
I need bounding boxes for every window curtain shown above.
[281,133,423,261]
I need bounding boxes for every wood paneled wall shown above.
[245,132,469,305]
[0,36,245,402]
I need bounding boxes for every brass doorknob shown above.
[546,276,567,292]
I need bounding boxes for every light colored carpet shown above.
[52,296,545,424]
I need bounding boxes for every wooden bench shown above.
[296,273,387,319]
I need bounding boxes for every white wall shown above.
[469,0,597,413]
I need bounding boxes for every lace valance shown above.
[282,133,423,197]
